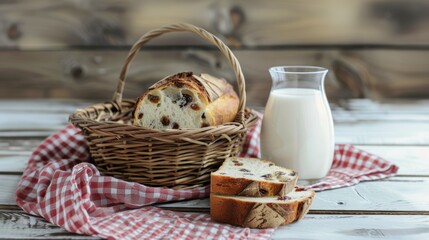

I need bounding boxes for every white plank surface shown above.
[0,100,89,113]
[1,99,429,239]
[338,99,429,113]
[5,120,427,144]
[3,175,429,212]
[0,175,19,206]
[272,214,429,240]
[157,177,429,212]
[1,144,428,176]
[0,112,68,131]
[0,155,28,173]
[0,100,88,137]
[332,99,429,145]
[0,139,41,152]
[0,210,427,240]
[313,177,429,212]
[2,99,426,114]
[1,99,429,145]
[151,177,429,212]
[0,210,98,239]
[357,145,429,176]
[335,121,429,145]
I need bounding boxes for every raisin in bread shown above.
[132,72,239,129]
[210,188,314,228]
[211,157,298,197]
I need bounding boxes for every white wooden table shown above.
[1,99,429,239]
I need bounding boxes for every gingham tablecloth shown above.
[16,113,398,240]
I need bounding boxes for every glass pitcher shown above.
[260,66,335,180]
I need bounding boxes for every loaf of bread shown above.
[210,188,314,228]
[132,72,239,129]
[211,157,298,197]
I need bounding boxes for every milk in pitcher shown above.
[261,66,335,180]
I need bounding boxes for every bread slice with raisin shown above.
[210,188,314,228]
[132,72,239,129]
[211,157,298,197]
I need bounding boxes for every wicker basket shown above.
[69,23,258,189]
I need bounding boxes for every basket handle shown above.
[113,23,246,117]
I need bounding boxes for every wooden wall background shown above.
[1,0,429,107]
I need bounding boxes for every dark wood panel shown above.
[332,50,429,99]
[1,0,429,48]
[1,49,429,104]
[0,49,335,107]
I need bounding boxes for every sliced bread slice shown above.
[210,188,314,228]
[211,157,298,197]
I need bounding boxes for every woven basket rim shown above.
[69,100,258,135]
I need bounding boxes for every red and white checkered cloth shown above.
[16,113,398,240]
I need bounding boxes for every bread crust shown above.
[210,191,314,228]
[132,72,239,127]
[211,174,298,197]
[211,157,298,197]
